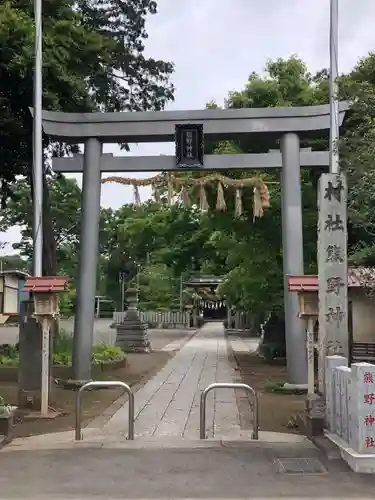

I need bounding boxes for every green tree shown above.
[338,57,375,265]
[101,202,221,304]
[0,0,174,273]
[0,175,81,266]
[193,54,375,314]
[0,254,30,272]
[138,263,179,311]
[0,175,114,283]
[198,57,328,313]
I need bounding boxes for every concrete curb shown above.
[312,434,342,460]
[0,434,12,450]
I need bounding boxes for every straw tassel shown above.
[199,184,209,211]
[235,188,243,218]
[180,186,190,207]
[216,182,226,211]
[152,183,161,205]
[253,187,263,220]
[133,184,141,206]
[260,183,270,209]
[167,176,174,205]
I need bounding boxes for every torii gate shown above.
[39,102,349,384]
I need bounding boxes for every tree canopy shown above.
[0,0,174,183]
[0,0,174,273]
[2,38,375,317]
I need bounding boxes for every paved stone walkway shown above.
[4,324,375,497]
[103,322,252,439]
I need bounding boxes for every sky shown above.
[2,0,375,255]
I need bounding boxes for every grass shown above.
[264,380,306,395]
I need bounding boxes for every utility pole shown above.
[329,0,339,174]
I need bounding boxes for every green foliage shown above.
[0,0,174,274]
[0,254,29,272]
[53,332,125,365]
[58,287,76,317]
[0,355,19,366]
[264,381,285,393]
[138,263,179,311]
[91,344,125,364]
[0,343,19,365]
[0,334,125,366]
[258,343,286,362]
[101,203,224,306]
[0,174,108,273]
[0,396,12,418]
[207,54,375,313]
[0,0,174,189]
[264,380,305,395]
[4,48,375,315]
[207,57,329,312]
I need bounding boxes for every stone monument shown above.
[18,300,46,409]
[318,174,348,394]
[115,286,150,353]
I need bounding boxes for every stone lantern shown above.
[115,284,150,353]
[288,275,324,438]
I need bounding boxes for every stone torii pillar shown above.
[280,133,306,384]
[72,139,102,381]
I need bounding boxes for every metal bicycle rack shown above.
[200,382,259,440]
[75,381,134,441]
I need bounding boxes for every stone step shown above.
[2,430,312,452]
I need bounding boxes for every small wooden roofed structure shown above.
[288,268,375,293]
[183,276,224,288]
[23,276,70,293]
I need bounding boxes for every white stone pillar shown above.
[336,365,351,442]
[349,363,375,453]
[325,355,348,432]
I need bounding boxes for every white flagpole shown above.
[33,0,43,276]
[33,0,48,417]
[329,0,339,174]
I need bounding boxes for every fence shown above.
[350,342,375,364]
[226,310,257,332]
[325,355,375,455]
[113,310,191,328]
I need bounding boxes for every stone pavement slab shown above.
[1,441,375,498]
[103,322,252,439]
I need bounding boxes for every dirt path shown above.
[228,336,306,434]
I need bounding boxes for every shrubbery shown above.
[0,332,125,367]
